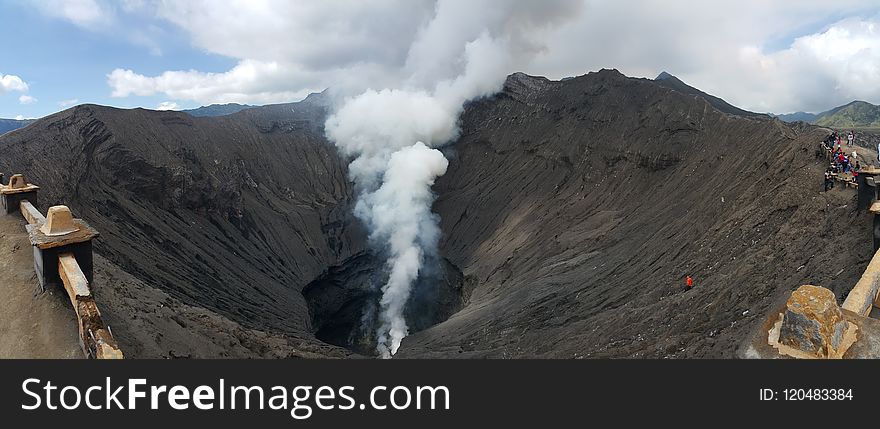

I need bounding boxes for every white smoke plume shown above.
[324,0,581,358]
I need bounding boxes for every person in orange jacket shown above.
[686,276,694,290]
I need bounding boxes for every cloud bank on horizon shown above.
[3,0,880,115]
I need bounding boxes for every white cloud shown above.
[36,0,115,27]
[106,0,438,105]
[30,0,165,56]
[730,17,880,113]
[58,98,79,108]
[107,0,582,105]
[18,95,37,104]
[155,101,179,111]
[108,60,319,104]
[99,0,880,112]
[525,0,880,113]
[153,1,433,67]
[1,74,29,93]
[14,115,25,120]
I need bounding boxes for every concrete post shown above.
[857,175,874,211]
[0,174,39,215]
[25,205,99,293]
[41,205,79,236]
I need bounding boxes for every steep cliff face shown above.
[0,70,870,358]
[0,95,364,351]
[405,70,871,358]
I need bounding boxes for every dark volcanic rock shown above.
[654,71,769,119]
[183,103,255,117]
[402,70,870,358]
[0,98,363,354]
[0,70,872,358]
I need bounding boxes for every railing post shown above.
[0,174,39,215]
[2,172,122,358]
[25,205,99,293]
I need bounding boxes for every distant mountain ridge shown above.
[653,71,768,119]
[774,112,818,123]
[0,118,35,135]
[815,101,880,128]
[775,100,880,128]
[181,91,329,117]
[182,103,255,117]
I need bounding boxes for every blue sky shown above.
[2,0,880,119]
[0,1,236,118]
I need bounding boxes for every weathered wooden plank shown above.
[842,247,880,317]
[57,252,124,359]
[18,200,45,226]
[58,253,91,299]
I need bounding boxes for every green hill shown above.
[774,111,817,123]
[814,101,880,128]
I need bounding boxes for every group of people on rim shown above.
[823,130,860,192]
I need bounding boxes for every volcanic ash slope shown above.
[0,71,869,358]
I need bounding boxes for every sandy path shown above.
[0,215,81,358]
